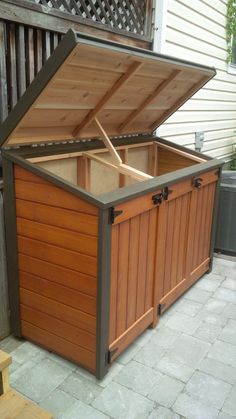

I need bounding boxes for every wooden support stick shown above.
[119,148,128,187]
[77,156,91,191]
[94,118,122,165]
[83,152,153,182]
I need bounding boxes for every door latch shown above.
[152,186,173,206]
[193,177,203,188]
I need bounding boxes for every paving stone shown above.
[148,374,184,408]
[114,360,162,396]
[60,400,110,419]
[196,309,228,327]
[217,412,236,419]
[39,389,77,418]
[213,264,236,279]
[148,406,180,419]
[165,312,202,335]
[173,392,219,419]
[204,272,225,283]
[133,341,166,368]
[9,360,21,375]
[75,361,124,388]
[223,383,236,417]
[185,370,232,409]
[223,303,236,320]
[60,370,103,404]
[165,334,210,369]
[198,357,236,385]
[135,329,154,347]
[10,360,38,383]
[47,353,77,372]
[214,258,236,269]
[11,341,48,365]
[213,288,236,304]
[12,357,72,402]
[92,382,154,419]
[150,327,181,348]
[219,320,236,346]
[175,299,203,317]
[208,340,236,368]
[184,287,212,304]
[116,342,141,365]
[0,335,24,353]
[222,279,236,292]
[204,298,227,314]
[194,322,222,343]
[195,277,222,292]
[155,356,194,383]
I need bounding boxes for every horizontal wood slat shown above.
[21,320,96,372]
[18,253,96,297]
[20,288,96,334]
[18,236,97,277]
[17,217,97,257]
[19,271,96,316]
[21,304,96,352]
[109,308,154,362]
[15,179,97,214]
[16,199,98,237]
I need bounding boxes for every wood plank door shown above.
[185,170,219,284]
[155,179,193,313]
[108,192,160,362]
[157,170,219,315]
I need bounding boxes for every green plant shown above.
[226,0,236,63]
[230,144,236,170]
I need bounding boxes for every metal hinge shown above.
[106,347,118,364]
[152,186,173,206]
[109,207,123,224]
[157,303,166,315]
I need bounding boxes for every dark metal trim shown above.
[2,157,21,336]
[208,167,222,272]
[96,208,112,379]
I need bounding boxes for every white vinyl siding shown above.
[154,0,236,161]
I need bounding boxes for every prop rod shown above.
[94,118,122,165]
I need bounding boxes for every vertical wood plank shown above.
[34,29,43,75]
[176,193,190,284]
[126,216,139,328]
[163,200,175,295]
[0,192,10,339]
[116,221,129,337]
[170,197,182,290]
[145,207,157,311]
[6,23,17,110]
[148,143,158,176]
[109,225,119,344]
[43,31,51,64]
[136,211,149,319]
[16,24,26,99]
[25,27,35,86]
[0,21,8,123]
[77,156,91,191]
[119,148,128,187]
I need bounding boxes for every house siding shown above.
[154,0,236,161]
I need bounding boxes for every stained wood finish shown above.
[157,147,199,175]
[158,170,218,312]
[14,164,98,372]
[109,206,158,348]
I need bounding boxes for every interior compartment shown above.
[29,140,206,196]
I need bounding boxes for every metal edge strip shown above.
[96,208,112,379]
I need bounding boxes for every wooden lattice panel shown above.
[34,0,149,34]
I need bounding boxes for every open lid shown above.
[0,29,215,148]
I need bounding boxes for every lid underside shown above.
[1,30,216,148]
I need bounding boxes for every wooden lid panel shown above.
[2,31,215,147]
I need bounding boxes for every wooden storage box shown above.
[0,30,223,378]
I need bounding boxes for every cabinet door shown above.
[108,192,160,362]
[156,170,218,315]
[155,179,192,313]
[185,170,218,284]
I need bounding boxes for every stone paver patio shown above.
[1,256,236,419]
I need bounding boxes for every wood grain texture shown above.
[109,208,157,346]
[14,164,98,372]
[21,320,96,372]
